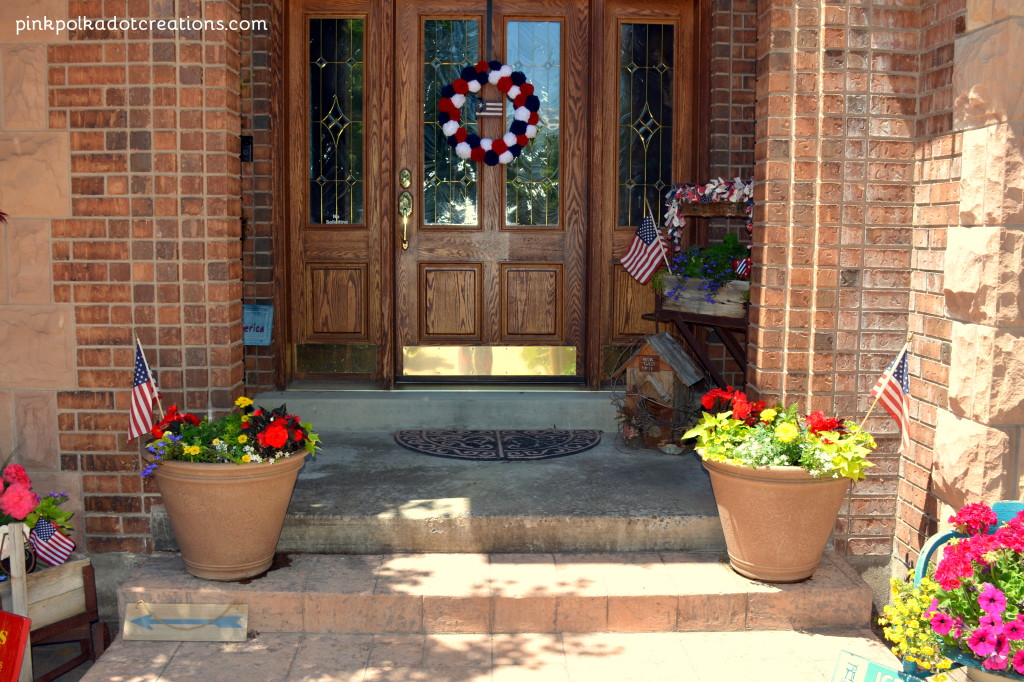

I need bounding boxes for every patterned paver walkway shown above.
[80,628,905,681]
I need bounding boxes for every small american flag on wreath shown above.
[30,519,76,567]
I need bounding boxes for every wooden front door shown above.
[393,0,588,379]
[286,0,698,385]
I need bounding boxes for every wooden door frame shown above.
[276,0,710,390]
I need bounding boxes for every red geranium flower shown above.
[257,422,289,449]
[3,464,31,488]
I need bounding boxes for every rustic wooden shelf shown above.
[676,202,749,217]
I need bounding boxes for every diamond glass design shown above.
[309,18,365,225]
[618,23,674,227]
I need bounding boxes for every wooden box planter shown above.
[0,556,109,682]
[657,276,749,319]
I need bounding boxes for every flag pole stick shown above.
[644,195,673,272]
[136,335,164,420]
[860,331,914,429]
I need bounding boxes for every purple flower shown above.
[979,583,1008,614]
[969,627,999,657]
[930,611,954,635]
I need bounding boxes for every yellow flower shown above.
[237,435,248,444]
[184,445,200,456]
[775,422,799,442]
[235,396,254,408]
[760,408,777,422]
[241,455,251,463]
[241,415,250,423]
[212,438,221,446]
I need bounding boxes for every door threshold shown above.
[285,380,592,392]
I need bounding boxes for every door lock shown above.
[398,191,413,250]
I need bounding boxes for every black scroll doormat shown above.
[393,429,602,461]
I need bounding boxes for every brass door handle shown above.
[398,191,412,250]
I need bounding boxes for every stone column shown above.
[936,5,1024,510]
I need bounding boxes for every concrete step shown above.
[118,552,873,635]
[253,389,621,431]
[151,433,725,554]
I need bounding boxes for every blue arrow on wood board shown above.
[131,613,244,630]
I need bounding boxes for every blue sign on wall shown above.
[243,305,274,346]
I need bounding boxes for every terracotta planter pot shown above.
[702,459,850,583]
[153,453,308,581]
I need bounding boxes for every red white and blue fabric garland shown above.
[438,61,541,166]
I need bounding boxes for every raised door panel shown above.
[420,264,483,340]
[500,263,563,340]
[611,266,657,339]
[306,264,367,339]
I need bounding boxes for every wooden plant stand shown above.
[643,293,748,390]
[0,557,110,682]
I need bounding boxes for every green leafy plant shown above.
[0,446,74,533]
[682,386,875,480]
[141,397,320,476]
[652,232,749,303]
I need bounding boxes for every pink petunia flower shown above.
[981,613,1004,629]
[0,483,38,520]
[1005,617,1024,640]
[1013,649,1024,674]
[930,611,954,635]
[969,627,999,657]
[980,583,1008,614]
[985,655,1009,671]
[1,464,30,488]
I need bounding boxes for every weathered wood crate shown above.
[0,557,90,631]
[659,276,749,319]
[676,202,748,217]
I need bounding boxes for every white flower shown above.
[503,132,518,147]
[455,142,472,159]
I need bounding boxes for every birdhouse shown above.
[612,332,705,447]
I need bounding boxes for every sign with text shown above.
[124,603,247,642]
[242,305,273,346]
[0,610,31,681]
[831,651,929,682]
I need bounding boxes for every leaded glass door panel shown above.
[394,0,589,378]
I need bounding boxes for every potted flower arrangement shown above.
[652,232,751,318]
[142,397,320,581]
[0,454,75,573]
[880,502,1024,681]
[682,386,875,582]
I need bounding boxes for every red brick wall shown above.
[750,1,923,561]
[893,0,965,568]
[240,0,280,391]
[48,0,245,552]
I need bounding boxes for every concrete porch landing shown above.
[152,431,726,554]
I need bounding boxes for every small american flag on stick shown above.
[620,213,668,285]
[128,338,158,442]
[29,519,75,566]
[868,341,911,452]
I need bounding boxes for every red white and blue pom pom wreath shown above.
[437,61,541,166]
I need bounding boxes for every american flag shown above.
[870,345,911,452]
[620,214,667,285]
[128,339,158,442]
[29,519,75,566]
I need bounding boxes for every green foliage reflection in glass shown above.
[424,20,479,226]
[506,21,561,227]
[309,18,365,225]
